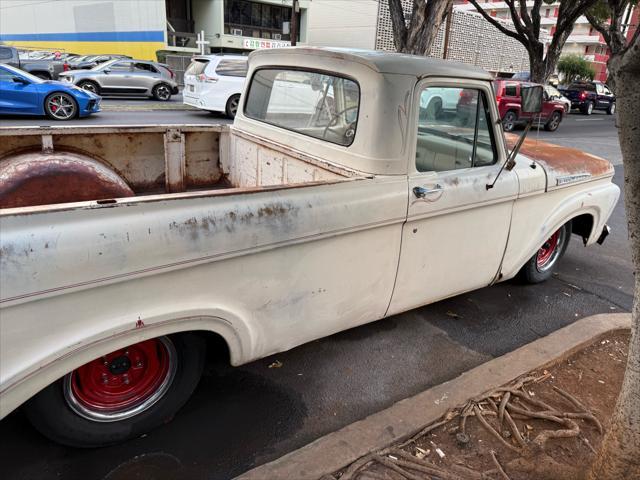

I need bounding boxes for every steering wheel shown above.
[322,105,359,141]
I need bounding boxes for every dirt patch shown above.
[334,330,630,480]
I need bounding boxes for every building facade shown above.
[454,0,638,82]
[373,0,538,76]
[0,0,309,60]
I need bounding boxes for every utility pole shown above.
[290,0,299,46]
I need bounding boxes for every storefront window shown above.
[224,0,296,41]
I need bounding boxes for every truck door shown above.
[100,61,136,93]
[388,80,518,315]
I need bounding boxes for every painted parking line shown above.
[575,118,606,122]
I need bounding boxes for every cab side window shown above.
[134,63,158,73]
[416,87,497,173]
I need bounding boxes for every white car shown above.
[183,55,247,118]
[545,85,571,113]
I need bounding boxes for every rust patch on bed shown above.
[505,134,613,178]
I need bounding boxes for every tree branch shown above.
[467,0,526,44]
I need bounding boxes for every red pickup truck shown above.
[494,80,566,132]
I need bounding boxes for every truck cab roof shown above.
[249,47,492,80]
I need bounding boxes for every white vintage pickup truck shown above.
[0,48,619,447]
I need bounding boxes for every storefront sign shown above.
[243,38,291,50]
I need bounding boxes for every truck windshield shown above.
[244,68,360,147]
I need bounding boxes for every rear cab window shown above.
[0,47,13,60]
[244,68,360,147]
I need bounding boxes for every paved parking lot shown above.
[0,111,630,480]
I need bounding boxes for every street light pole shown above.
[291,0,299,46]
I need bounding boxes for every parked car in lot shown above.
[0,48,618,447]
[0,45,66,80]
[0,64,100,120]
[559,81,615,115]
[59,59,179,100]
[494,80,566,132]
[67,54,132,70]
[183,55,247,117]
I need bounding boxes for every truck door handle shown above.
[413,184,443,198]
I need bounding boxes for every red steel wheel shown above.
[535,228,565,273]
[63,337,177,422]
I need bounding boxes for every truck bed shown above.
[0,125,365,211]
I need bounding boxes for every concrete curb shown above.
[235,313,631,480]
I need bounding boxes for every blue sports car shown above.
[0,64,101,120]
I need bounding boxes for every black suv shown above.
[559,81,615,115]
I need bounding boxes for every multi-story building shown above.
[0,0,309,60]
[454,1,638,81]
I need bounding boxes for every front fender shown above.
[500,181,620,280]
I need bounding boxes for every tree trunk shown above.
[388,0,453,56]
[587,48,640,480]
[528,44,546,83]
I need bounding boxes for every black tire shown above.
[502,110,517,132]
[581,101,594,115]
[519,222,572,284]
[607,102,616,115]
[152,83,172,101]
[78,80,100,95]
[225,94,241,118]
[23,333,206,447]
[544,111,562,132]
[43,92,78,121]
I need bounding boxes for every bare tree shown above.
[584,3,640,477]
[387,0,453,55]
[467,0,599,83]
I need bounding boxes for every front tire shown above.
[23,333,206,447]
[519,222,571,284]
[78,80,100,95]
[44,92,78,121]
[152,83,172,101]
[607,102,616,115]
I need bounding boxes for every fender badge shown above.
[556,173,591,186]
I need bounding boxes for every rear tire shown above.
[152,83,172,101]
[582,101,594,115]
[519,222,571,284]
[544,111,562,132]
[225,94,241,118]
[23,333,206,447]
[502,110,517,132]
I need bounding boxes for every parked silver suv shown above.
[58,59,179,101]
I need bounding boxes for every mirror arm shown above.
[486,119,534,190]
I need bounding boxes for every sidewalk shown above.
[235,313,631,480]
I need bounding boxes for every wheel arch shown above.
[0,310,254,419]
[500,182,619,281]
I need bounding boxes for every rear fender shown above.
[0,307,254,419]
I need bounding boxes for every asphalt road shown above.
[0,111,632,480]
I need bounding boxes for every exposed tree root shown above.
[344,375,603,480]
